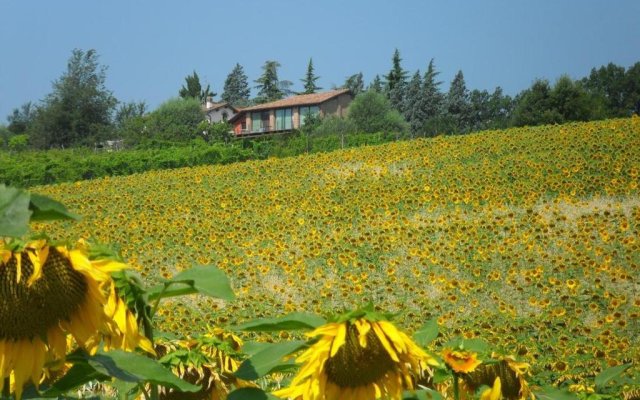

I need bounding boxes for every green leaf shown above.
[88,349,200,392]
[232,312,326,332]
[234,340,306,381]
[147,265,235,301]
[533,386,579,400]
[595,363,632,390]
[402,388,444,400]
[228,387,280,400]
[44,361,107,395]
[29,193,80,222]
[413,318,439,347]
[0,184,31,237]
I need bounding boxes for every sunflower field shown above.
[30,117,640,396]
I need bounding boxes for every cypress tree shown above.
[403,71,424,136]
[301,58,321,94]
[255,60,284,103]
[222,63,251,107]
[384,49,408,112]
[446,70,472,133]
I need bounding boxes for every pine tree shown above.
[369,75,383,93]
[403,71,424,136]
[301,58,321,94]
[179,71,215,103]
[384,49,408,112]
[446,70,471,133]
[417,59,445,136]
[222,63,251,107]
[343,72,364,96]
[255,60,284,103]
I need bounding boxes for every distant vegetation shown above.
[1,48,639,186]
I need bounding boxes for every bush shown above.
[347,90,408,133]
[8,134,29,152]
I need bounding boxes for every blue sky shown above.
[1,0,638,120]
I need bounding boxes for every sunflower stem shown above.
[453,371,460,400]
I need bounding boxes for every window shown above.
[275,108,292,130]
[222,111,228,121]
[251,112,262,132]
[299,105,320,126]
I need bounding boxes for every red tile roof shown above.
[239,89,351,112]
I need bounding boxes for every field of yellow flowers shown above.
[36,117,639,388]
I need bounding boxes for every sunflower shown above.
[460,354,532,400]
[442,348,482,374]
[156,328,250,400]
[0,239,153,399]
[480,377,501,400]
[273,318,438,400]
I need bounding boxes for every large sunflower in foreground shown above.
[0,239,153,399]
[273,317,438,400]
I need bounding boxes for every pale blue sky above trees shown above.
[1,0,638,119]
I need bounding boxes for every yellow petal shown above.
[481,377,502,400]
[329,322,347,357]
[372,322,400,362]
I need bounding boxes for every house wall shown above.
[319,93,353,118]
[206,106,236,123]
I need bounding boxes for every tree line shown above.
[1,48,639,150]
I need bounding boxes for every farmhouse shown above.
[228,89,352,136]
[203,97,238,123]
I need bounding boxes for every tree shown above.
[550,75,595,122]
[403,71,424,136]
[623,62,640,115]
[179,71,215,103]
[446,70,472,133]
[301,58,321,94]
[347,90,408,134]
[511,79,562,127]
[255,60,286,103]
[419,59,446,136]
[29,49,117,148]
[222,63,251,107]
[145,98,205,144]
[343,72,364,97]
[384,49,408,112]
[115,101,147,129]
[368,75,383,93]
[6,102,35,134]
[581,63,627,117]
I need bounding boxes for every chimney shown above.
[205,96,214,109]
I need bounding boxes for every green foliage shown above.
[385,49,408,113]
[115,101,147,129]
[369,74,383,93]
[0,125,11,148]
[29,49,117,149]
[511,79,562,127]
[234,341,306,380]
[145,97,205,142]
[222,63,251,107]
[179,70,215,102]
[348,90,408,133]
[0,184,78,237]
[232,313,326,332]
[146,265,235,302]
[7,134,28,152]
[343,72,364,96]
[446,70,472,133]
[311,115,357,138]
[0,143,253,187]
[6,102,35,135]
[301,58,321,94]
[254,60,285,104]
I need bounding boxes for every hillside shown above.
[36,117,640,388]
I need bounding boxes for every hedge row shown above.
[0,132,397,188]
